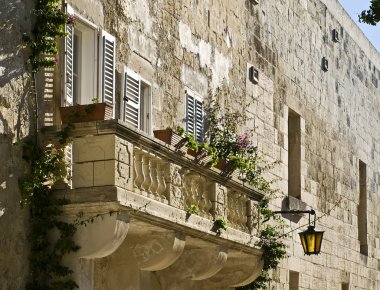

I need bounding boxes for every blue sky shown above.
[339,0,380,52]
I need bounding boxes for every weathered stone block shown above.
[93,160,116,186]
[73,135,115,163]
[73,162,94,188]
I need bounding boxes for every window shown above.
[358,160,368,255]
[342,283,349,290]
[64,5,116,115]
[185,91,203,142]
[288,109,301,199]
[289,271,299,290]
[122,68,152,134]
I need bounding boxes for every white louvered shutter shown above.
[186,94,195,135]
[123,69,140,128]
[186,94,203,142]
[195,99,203,142]
[101,31,116,111]
[64,6,74,106]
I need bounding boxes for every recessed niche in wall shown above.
[332,29,340,42]
[322,57,329,72]
[248,66,259,84]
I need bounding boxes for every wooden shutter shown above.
[64,6,75,106]
[195,99,203,142]
[186,94,195,135]
[101,31,116,109]
[123,69,140,128]
[186,94,203,142]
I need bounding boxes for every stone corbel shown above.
[132,231,186,271]
[79,212,130,259]
[200,253,263,288]
[155,245,229,289]
[189,246,229,280]
[71,212,130,290]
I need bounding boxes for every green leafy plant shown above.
[92,96,100,104]
[359,0,380,25]
[20,127,79,290]
[186,204,200,215]
[29,0,73,70]
[176,125,201,153]
[177,91,286,288]
[213,217,227,234]
[238,196,288,290]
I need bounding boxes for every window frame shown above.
[121,66,152,135]
[184,89,204,142]
[63,4,115,115]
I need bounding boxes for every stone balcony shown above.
[45,120,265,290]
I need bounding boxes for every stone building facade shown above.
[1,0,380,289]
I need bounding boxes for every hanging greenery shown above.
[176,97,287,289]
[237,196,288,290]
[29,0,73,70]
[20,125,79,290]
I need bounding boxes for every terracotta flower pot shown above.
[214,157,227,170]
[59,103,113,124]
[153,129,187,148]
[214,157,235,174]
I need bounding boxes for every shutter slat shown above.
[186,95,195,135]
[186,94,203,142]
[123,70,140,128]
[195,99,203,142]
[101,31,116,111]
[65,24,74,106]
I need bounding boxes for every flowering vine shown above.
[237,196,288,290]
[176,97,287,289]
[28,0,74,70]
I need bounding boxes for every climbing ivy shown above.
[20,126,79,290]
[237,195,288,290]
[176,95,288,289]
[29,0,72,70]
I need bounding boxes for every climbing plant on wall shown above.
[20,126,80,290]
[176,89,288,289]
[29,0,72,70]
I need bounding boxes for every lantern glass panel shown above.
[299,226,324,255]
[314,232,324,253]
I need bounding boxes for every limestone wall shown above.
[82,0,379,288]
[1,0,380,288]
[0,1,34,288]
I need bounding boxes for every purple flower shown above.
[67,15,76,25]
[54,57,59,63]
[262,238,271,245]
[236,132,252,149]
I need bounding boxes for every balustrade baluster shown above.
[149,158,159,196]
[141,154,152,196]
[134,150,144,192]
[156,160,167,202]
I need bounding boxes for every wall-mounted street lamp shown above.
[273,209,325,255]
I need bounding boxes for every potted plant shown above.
[154,128,180,145]
[153,127,202,157]
[59,102,113,124]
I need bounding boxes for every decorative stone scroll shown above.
[227,190,249,232]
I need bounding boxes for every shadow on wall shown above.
[0,0,33,88]
[0,0,36,141]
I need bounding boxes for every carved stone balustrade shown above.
[44,120,265,290]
